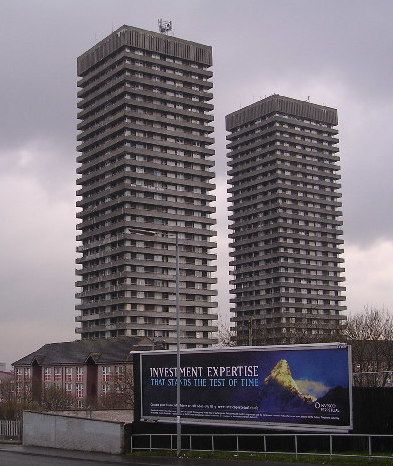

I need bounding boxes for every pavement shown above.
[0,444,330,465]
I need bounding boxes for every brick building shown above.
[12,337,152,407]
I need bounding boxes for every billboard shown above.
[138,343,352,431]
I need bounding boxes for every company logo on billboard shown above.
[314,401,340,414]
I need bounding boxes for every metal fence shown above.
[130,433,393,460]
[0,420,22,440]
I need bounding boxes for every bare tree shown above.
[218,320,273,347]
[218,307,393,388]
[0,379,39,420]
[40,385,76,411]
[98,365,134,409]
[345,307,393,341]
[216,324,236,347]
[218,319,345,347]
[344,307,393,387]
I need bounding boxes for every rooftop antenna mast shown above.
[158,19,173,35]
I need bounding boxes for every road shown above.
[0,448,332,466]
[0,450,120,465]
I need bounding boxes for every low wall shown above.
[23,411,124,454]
[51,409,133,423]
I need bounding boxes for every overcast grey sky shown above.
[1,0,393,367]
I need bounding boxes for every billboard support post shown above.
[175,231,181,457]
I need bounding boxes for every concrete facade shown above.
[226,95,346,345]
[23,411,124,454]
[76,25,218,348]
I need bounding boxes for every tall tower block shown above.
[76,26,218,348]
[226,95,346,345]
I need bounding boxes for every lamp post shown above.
[175,231,181,457]
[127,227,181,455]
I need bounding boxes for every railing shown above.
[0,420,22,440]
[130,433,393,460]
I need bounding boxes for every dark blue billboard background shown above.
[140,346,351,428]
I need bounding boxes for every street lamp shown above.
[175,231,181,457]
[127,227,182,456]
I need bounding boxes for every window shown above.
[65,383,72,393]
[76,367,84,382]
[54,367,62,381]
[65,367,73,382]
[44,368,51,382]
[115,365,125,380]
[102,366,111,382]
[76,383,84,398]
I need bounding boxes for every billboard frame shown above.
[137,342,353,432]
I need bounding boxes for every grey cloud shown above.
[1,0,393,365]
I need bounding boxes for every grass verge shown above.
[0,439,21,445]
[128,449,393,465]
